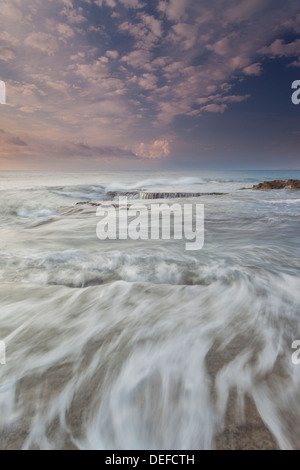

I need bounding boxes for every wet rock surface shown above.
[241,179,300,190]
[76,191,227,205]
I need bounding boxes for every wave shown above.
[106,177,206,192]
[17,208,57,219]
[0,171,300,449]
[0,273,299,449]
[266,199,300,204]
[52,185,106,201]
[0,245,298,288]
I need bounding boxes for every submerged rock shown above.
[241,179,300,190]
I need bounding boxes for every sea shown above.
[0,169,299,450]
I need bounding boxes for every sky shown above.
[0,0,300,170]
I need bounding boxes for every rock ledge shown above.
[241,179,300,190]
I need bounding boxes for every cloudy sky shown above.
[0,0,300,170]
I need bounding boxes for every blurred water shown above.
[0,170,299,449]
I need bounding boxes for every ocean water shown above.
[0,169,299,450]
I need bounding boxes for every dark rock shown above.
[241,179,300,191]
[105,191,227,200]
[75,192,227,207]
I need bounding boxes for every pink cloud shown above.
[106,50,119,59]
[0,46,16,61]
[243,62,262,76]
[25,32,60,55]
[260,39,300,57]
[136,139,171,159]
[201,103,227,113]
[74,59,110,81]
[158,0,187,22]
[224,0,265,24]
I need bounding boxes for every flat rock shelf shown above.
[76,191,227,205]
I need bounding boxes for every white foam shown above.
[106,177,205,192]
[17,208,57,218]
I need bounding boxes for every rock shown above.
[241,180,300,190]
[75,192,227,206]
[105,191,227,200]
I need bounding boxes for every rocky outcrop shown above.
[76,201,119,207]
[75,191,226,206]
[241,179,300,190]
[105,191,226,200]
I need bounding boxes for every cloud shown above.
[136,140,171,159]
[224,0,266,24]
[0,128,138,163]
[93,0,144,9]
[170,23,198,50]
[207,37,232,56]
[137,73,157,90]
[49,0,74,7]
[0,1,23,22]
[201,103,227,113]
[157,0,187,22]
[119,14,163,54]
[196,93,250,108]
[0,129,28,157]
[243,62,262,76]
[139,13,162,38]
[220,94,251,103]
[1,0,300,168]
[289,59,300,67]
[0,31,19,47]
[74,58,110,81]
[0,46,16,61]
[45,80,71,93]
[19,106,41,114]
[56,23,75,39]
[106,50,119,59]
[94,0,117,7]
[25,32,59,55]
[70,52,86,61]
[59,141,137,159]
[260,38,300,58]
[121,49,151,68]
[280,13,300,34]
[118,0,144,9]
[60,7,87,24]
